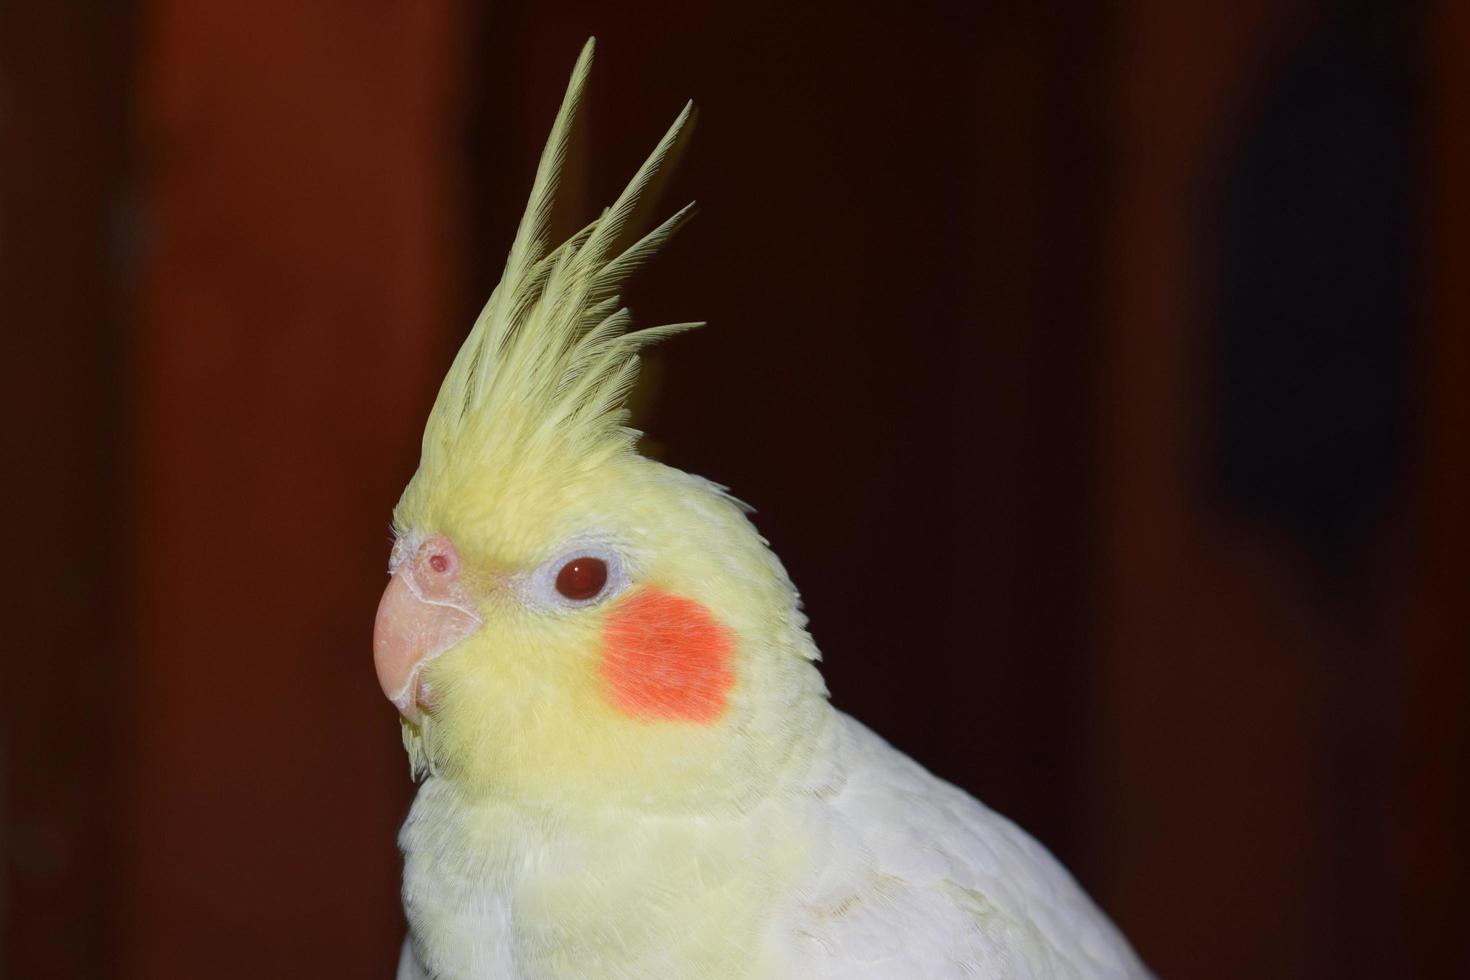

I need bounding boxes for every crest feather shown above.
[400,38,700,532]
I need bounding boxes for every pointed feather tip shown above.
[405,37,706,510]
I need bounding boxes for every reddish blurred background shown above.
[3,1,1466,977]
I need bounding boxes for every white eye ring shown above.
[519,541,631,612]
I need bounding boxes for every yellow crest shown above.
[394,38,698,539]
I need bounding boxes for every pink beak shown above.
[372,534,483,723]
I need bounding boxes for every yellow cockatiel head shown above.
[374,39,828,810]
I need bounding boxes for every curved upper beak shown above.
[372,534,483,723]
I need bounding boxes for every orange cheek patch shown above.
[600,588,735,723]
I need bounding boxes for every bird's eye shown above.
[523,540,626,608]
[523,541,628,611]
[555,556,608,601]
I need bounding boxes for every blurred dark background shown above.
[3,0,1466,976]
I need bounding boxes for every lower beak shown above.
[372,567,482,723]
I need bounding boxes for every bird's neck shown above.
[400,705,841,980]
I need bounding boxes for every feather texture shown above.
[396,37,700,545]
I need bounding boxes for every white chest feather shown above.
[398,713,1150,980]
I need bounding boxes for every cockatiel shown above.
[374,39,1152,980]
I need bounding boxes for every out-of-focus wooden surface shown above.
[1398,1,1470,974]
[0,1,132,973]
[1097,2,1325,973]
[119,2,465,975]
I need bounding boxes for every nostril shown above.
[414,534,459,578]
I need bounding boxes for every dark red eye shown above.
[555,556,608,601]
[428,553,449,574]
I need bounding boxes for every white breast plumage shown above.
[398,712,1150,980]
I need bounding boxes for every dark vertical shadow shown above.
[1203,3,1425,975]
[0,2,136,975]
